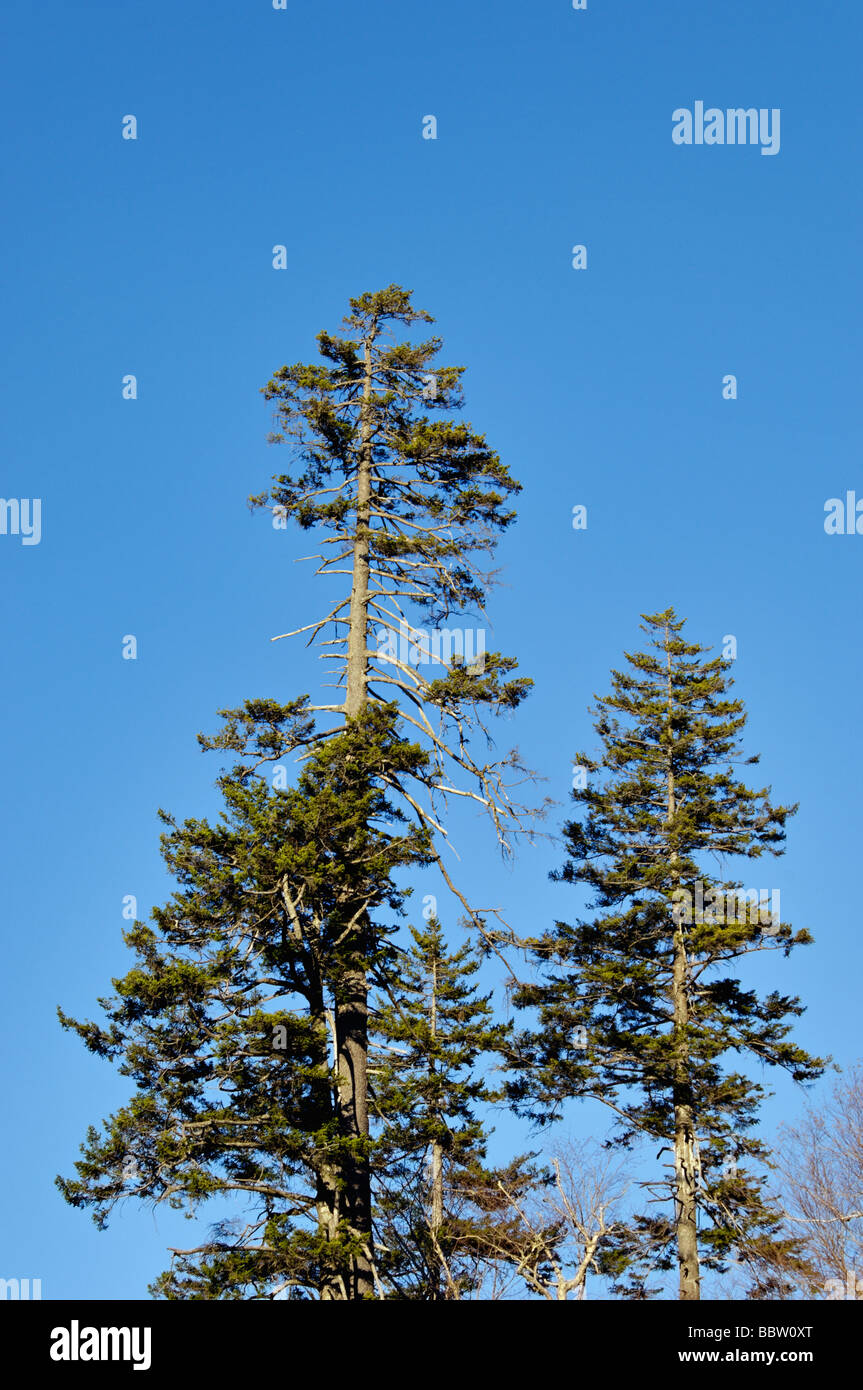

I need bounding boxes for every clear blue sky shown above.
[2,0,861,1299]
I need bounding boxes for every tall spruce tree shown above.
[506,609,826,1300]
[371,917,542,1299]
[240,284,536,1294]
[58,286,536,1299]
[252,284,534,871]
[58,705,434,1299]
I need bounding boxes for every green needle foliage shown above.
[371,917,543,1299]
[58,287,536,1301]
[244,284,539,1294]
[57,704,435,1300]
[506,608,827,1300]
[251,283,538,874]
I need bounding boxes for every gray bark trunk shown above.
[666,626,700,1301]
[334,332,375,1298]
[429,956,444,1294]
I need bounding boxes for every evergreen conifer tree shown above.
[58,706,432,1299]
[372,917,541,1298]
[58,287,536,1300]
[506,609,826,1300]
[240,284,536,1293]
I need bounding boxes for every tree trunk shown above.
[335,966,373,1298]
[344,336,373,719]
[334,331,375,1298]
[301,947,344,1300]
[666,625,700,1301]
[430,1140,443,1236]
[429,954,444,1296]
[672,944,700,1301]
[316,1165,344,1302]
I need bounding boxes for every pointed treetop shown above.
[344,284,434,332]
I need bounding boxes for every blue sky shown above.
[2,0,861,1299]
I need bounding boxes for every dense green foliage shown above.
[56,291,826,1302]
[506,609,826,1293]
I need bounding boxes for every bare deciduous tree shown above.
[770,1064,863,1299]
[465,1140,630,1300]
[715,1064,863,1300]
